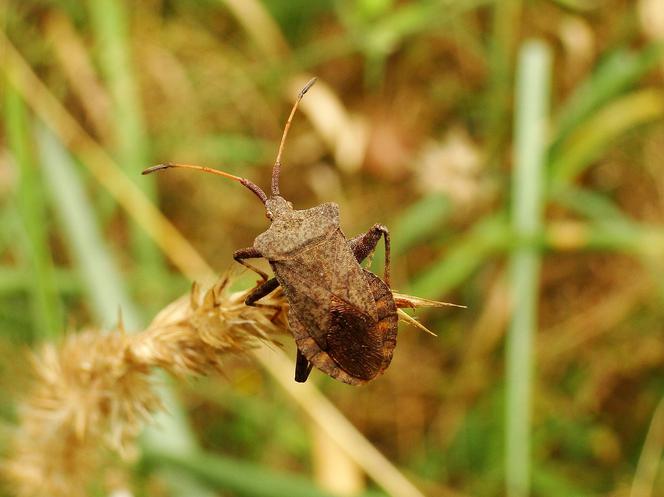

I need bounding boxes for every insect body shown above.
[144,78,398,385]
[253,197,397,385]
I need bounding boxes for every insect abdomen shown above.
[290,269,398,385]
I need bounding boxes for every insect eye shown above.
[266,210,273,219]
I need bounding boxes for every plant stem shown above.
[87,0,163,275]
[4,83,63,339]
[506,40,551,497]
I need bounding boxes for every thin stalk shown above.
[505,40,552,497]
[36,124,141,330]
[0,31,212,282]
[253,345,427,497]
[629,396,664,497]
[0,266,79,295]
[409,214,509,299]
[485,0,523,161]
[87,0,162,274]
[549,89,664,188]
[4,82,62,339]
[152,449,342,497]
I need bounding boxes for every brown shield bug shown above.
[143,78,402,385]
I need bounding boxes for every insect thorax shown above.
[254,202,340,258]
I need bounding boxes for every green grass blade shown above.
[370,193,451,278]
[152,449,344,497]
[0,266,79,295]
[506,40,552,497]
[552,43,664,148]
[4,84,63,339]
[549,89,664,188]
[391,193,452,255]
[36,121,195,446]
[36,124,141,329]
[545,220,664,254]
[552,186,631,222]
[485,0,523,158]
[408,213,509,299]
[87,0,162,274]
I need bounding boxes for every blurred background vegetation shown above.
[1,0,663,496]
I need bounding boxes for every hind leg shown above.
[349,224,391,286]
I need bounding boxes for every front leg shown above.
[245,277,280,306]
[245,277,282,321]
[349,224,391,287]
[233,246,269,281]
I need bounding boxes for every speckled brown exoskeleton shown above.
[143,78,400,385]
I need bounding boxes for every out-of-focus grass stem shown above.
[409,214,509,299]
[552,44,664,149]
[4,83,62,339]
[88,0,162,274]
[629,396,664,497]
[0,267,79,295]
[36,125,140,329]
[549,89,664,188]
[0,31,212,282]
[486,0,522,161]
[506,40,551,497]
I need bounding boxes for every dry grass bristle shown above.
[4,276,288,497]
[4,276,444,496]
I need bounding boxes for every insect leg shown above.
[233,247,270,281]
[295,348,313,383]
[348,224,391,286]
[245,277,280,305]
[245,277,283,321]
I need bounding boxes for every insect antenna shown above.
[142,162,268,204]
[271,77,317,197]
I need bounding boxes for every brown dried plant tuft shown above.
[4,276,288,497]
[3,274,447,497]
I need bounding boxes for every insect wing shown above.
[326,296,384,379]
[271,229,376,347]
[289,269,398,385]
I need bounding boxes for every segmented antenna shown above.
[271,77,317,197]
[142,162,268,204]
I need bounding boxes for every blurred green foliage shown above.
[1,1,664,496]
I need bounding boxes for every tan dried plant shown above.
[3,274,455,497]
[4,276,288,497]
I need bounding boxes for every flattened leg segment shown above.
[349,224,391,286]
[245,277,280,305]
[233,246,270,281]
